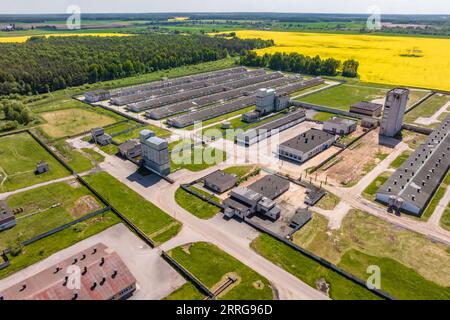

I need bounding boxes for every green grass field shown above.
[404,94,450,126]
[315,192,340,210]
[0,211,120,280]
[291,209,450,298]
[175,187,221,219]
[112,124,171,144]
[169,242,273,300]
[339,250,450,300]
[0,132,70,192]
[312,111,337,122]
[389,150,412,169]
[223,165,255,178]
[1,180,104,251]
[251,234,380,300]
[440,204,450,231]
[362,171,391,201]
[421,172,450,221]
[298,82,389,111]
[170,143,227,172]
[164,282,205,300]
[51,140,96,173]
[84,172,180,244]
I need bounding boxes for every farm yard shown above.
[234,30,450,91]
[0,132,69,192]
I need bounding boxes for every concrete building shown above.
[350,101,383,117]
[256,88,276,115]
[140,130,170,176]
[223,175,289,220]
[118,139,141,159]
[323,117,357,135]
[0,243,136,300]
[289,208,312,229]
[204,170,237,194]
[0,201,16,232]
[361,117,379,129]
[35,161,49,174]
[376,114,450,216]
[242,111,260,123]
[84,89,111,103]
[379,88,410,138]
[236,110,306,147]
[278,129,336,163]
[91,127,112,146]
[248,175,290,200]
[304,185,326,206]
[275,92,290,111]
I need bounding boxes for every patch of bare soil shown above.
[69,195,101,218]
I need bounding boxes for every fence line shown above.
[161,251,214,299]
[404,92,435,114]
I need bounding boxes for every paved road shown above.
[95,151,328,300]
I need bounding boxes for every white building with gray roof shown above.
[277,129,336,163]
[140,130,170,176]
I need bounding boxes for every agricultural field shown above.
[84,172,181,244]
[169,242,273,300]
[0,33,131,43]
[0,180,104,251]
[234,30,450,91]
[39,108,117,139]
[0,132,69,192]
[291,210,450,299]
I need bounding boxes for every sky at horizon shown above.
[1,0,450,15]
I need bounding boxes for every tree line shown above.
[239,51,359,77]
[0,100,35,131]
[0,34,272,96]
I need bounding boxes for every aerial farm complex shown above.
[0,37,449,301]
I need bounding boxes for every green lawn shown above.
[315,192,340,210]
[169,242,273,300]
[0,211,120,280]
[299,83,389,111]
[339,249,450,300]
[421,172,450,220]
[113,124,171,144]
[170,144,227,172]
[251,234,380,300]
[175,187,221,219]
[362,171,391,201]
[404,94,450,126]
[51,140,95,173]
[0,132,70,192]
[186,105,256,130]
[292,209,450,298]
[81,148,105,165]
[164,282,205,300]
[223,165,255,178]
[440,204,450,232]
[312,111,337,122]
[104,121,140,136]
[84,172,180,244]
[389,150,412,169]
[1,180,104,251]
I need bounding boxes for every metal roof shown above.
[204,170,237,189]
[351,101,383,111]
[248,175,290,200]
[279,129,335,153]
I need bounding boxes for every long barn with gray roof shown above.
[376,114,450,216]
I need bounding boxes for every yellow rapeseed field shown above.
[234,30,450,91]
[0,33,130,43]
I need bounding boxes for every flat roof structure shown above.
[279,129,335,154]
[204,170,237,193]
[0,243,136,300]
[248,175,290,200]
[376,114,450,216]
[0,200,14,226]
[290,208,312,229]
[350,101,383,116]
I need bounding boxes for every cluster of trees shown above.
[240,51,359,77]
[0,100,35,131]
[0,34,272,96]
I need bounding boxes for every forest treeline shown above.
[240,51,359,77]
[0,34,272,96]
